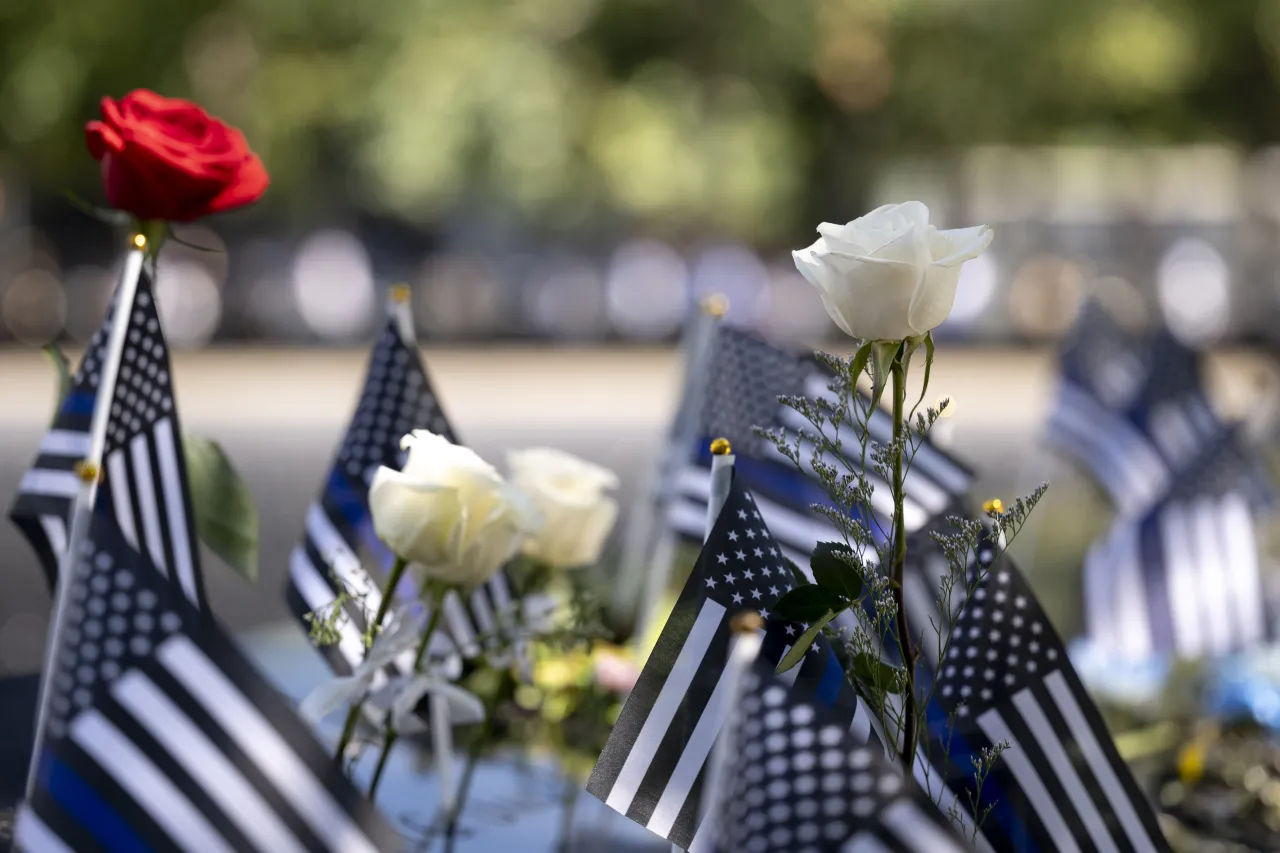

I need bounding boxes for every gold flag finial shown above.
[710,437,732,456]
[74,460,102,483]
[700,293,729,318]
[982,498,1004,514]
[730,611,765,633]
[390,283,411,303]
[130,233,147,251]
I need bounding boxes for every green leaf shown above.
[782,557,808,586]
[776,610,835,675]
[847,341,873,390]
[773,584,847,623]
[910,332,935,422]
[867,341,901,414]
[42,343,71,425]
[810,541,863,601]
[851,652,906,694]
[184,434,259,583]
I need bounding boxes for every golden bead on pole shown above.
[982,498,1004,514]
[700,293,729,318]
[390,283,412,303]
[73,461,102,483]
[730,611,765,633]
[130,233,147,251]
[710,437,732,456]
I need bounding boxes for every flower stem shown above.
[334,556,410,764]
[554,774,580,853]
[442,671,508,851]
[889,352,918,774]
[367,582,449,800]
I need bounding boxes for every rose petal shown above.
[907,263,964,335]
[803,250,922,341]
[85,121,124,160]
[928,224,994,267]
[204,151,270,215]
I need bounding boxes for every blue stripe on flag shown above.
[815,649,845,706]
[61,391,97,416]
[43,752,155,853]
[323,469,398,581]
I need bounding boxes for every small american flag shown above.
[283,317,519,686]
[1083,426,1276,661]
[15,513,399,853]
[9,268,206,608]
[710,657,974,853]
[924,543,1172,853]
[588,474,870,850]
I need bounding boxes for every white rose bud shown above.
[507,448,619,569]
[369,430,539,586]
[792,201,993,341]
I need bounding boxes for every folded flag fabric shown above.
[9,268,207,609]
[16,512,400,853]
[588,473,871,851]
[710,655,975,853]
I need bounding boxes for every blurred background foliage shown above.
[4,0,1280,248]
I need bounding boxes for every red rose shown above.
[85,89,268,222]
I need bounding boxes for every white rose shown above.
[369,430,540,586]
[792,201,993,341]
[507,448,619,569]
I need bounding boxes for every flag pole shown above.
[388,283,416,345]
[675,438,741,853]
[691,610,763,852]
[24,232,148,799]
[627,296,726,645]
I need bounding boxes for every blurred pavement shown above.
[0,344,1273,676]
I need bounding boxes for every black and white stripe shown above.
[1083,429,1274,661]
[589,476,864,850]
[16,513,399,853]
[710,657,973,853]
[927,546,1172,853]
[9,268,206,607]
[283,317,522,684]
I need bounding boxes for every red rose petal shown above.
[204,152,269,215]
[84,121,124,161]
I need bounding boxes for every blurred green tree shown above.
[0,0,1276,246]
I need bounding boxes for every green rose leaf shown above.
[184,434,259,583]
[43,343,72,425]
[773,584,847,623]
[775,610,835,675]
[851,652,906,694]
[810,541,863,601]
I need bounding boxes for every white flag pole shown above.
[389,282,417,346]
[24,232,149,799]
[689,611,763,853]
[629,296,726,645]
[676,439,754,853]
